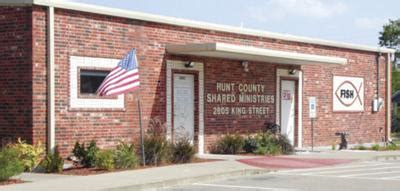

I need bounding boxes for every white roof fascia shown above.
[166,43,347,65]
[0,0,33,6]
[30,0,395,54]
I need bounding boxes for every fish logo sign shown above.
[333,76,364,111]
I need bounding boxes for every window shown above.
[70,56,124,110]
[80,70,109,95]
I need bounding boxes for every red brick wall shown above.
[301,55,387,147]
[0,7,33,146]
[24,6,389,154]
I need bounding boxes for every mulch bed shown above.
[0,179,25,186]
[60,158,220,176]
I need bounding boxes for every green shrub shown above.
[211,134,244,154]
[247,132,293,155]
[95,150,115,170]
[85,141,99,167]
[276,135,294,155]
[143,136,170,166]
[254,143,281,155]
[72,140,99,167]
[385,144,398,150]
[170,138,195,163]
[9,138,45,172]
[72,141,86,161]
[243,136,257,153]
[353,145,367,150]
[40,146,64,173]
[371,144,380,151]
[0,148,24,181]
[113,142,139,169]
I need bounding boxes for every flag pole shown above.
[138,92,146,166]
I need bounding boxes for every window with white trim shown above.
[69,56,125,110]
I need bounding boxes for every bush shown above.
[113,142,139,169]
[40,146,64,173]
[143,117,170,166]
[85,141,99,167]
[170,138,195,163]
[244,132,294,156]
[143,136,170,166]
[254,143,281,155]
[253,132,281,155]
[95,150,115,170]
[0,148,24,181]
[385,144,398,150]
[243,136,257,153]
[353,145,367,150]
[72,140,99,167]
[211,134,244,154]
[371,144,380,151]
[72,141,86,161]
[276,135,294,155]
[9,138,45,172]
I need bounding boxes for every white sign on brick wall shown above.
[333,76,364,111]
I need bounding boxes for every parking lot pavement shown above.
[164,160,400,191]
[275,160,400,180]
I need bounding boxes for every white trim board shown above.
[166,43,347,65]
[276,69,303,148]
[8,0,394,54]
[166,60,205,154]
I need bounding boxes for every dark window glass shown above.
[80,70,109,94]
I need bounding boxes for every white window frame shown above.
[69,56,125,109]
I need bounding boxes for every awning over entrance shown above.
[166,43,347,65]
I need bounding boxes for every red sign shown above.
[282,90,292,101]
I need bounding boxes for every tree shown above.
[379,19,400,50]
[379,19,400,94]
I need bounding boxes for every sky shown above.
[66,0,400,47]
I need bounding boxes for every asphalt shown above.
[166,160,400,191]
[2,150,400,191]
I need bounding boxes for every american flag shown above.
[97,49,140,96]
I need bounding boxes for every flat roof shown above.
[3,0,395,54]
[167,43,347,65]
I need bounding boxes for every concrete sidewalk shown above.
[2,160,266,191]
[3,151,400,191]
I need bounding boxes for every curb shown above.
[372,155,400,162]
[104,169,269,191]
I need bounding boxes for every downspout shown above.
[47,6,55,153]
[386,53,392,142]
[377,53,380,101]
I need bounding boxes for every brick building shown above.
[0,0,395,155]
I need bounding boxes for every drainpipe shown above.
[386,53,392,142]
[47,6,55,153]
[377,53,380,101]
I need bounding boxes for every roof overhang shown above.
[166,43,347,65]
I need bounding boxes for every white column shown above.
[47,6,55,153]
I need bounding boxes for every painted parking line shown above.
[273,161,400,180]
[192,183,299,191]
[302,165,400,175]
[277,162,390,174]
[381,175,400,180]
[339,170,400,178]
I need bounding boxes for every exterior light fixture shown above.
[289,69,297,75]
[242,61,249,72]
[185,61,194,68]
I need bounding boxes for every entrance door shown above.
[280,80,295,145]
[173,74,194,143]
